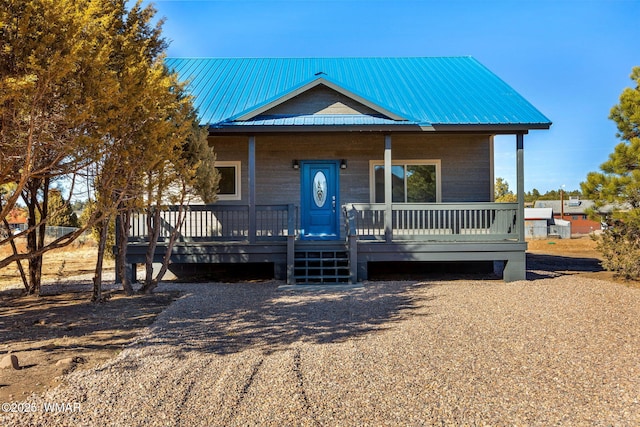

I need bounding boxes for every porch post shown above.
[516,133,525,243]
[248,135,256,243]
[384,134,393,243]
[502,132,527,282]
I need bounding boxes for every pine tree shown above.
[581,66,640,279]
[0,0,217,297]
[47,189,78,227]
[494,177,517,203]
[0,0,114,294]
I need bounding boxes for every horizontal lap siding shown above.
[209,136,248,205]
[263,86,380,116]
[208,133,492,206]
[391,134,492,202]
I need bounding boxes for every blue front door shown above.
[301,161,340,240]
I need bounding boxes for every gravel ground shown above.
[2,274,639,426]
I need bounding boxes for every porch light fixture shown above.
[340,159,348,169]
[292,160,300,170]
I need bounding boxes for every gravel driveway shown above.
[3,272,639,426]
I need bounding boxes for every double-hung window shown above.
[370,160,441,203]
[215,161,241,201]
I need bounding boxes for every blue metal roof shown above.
[165,57,551,130]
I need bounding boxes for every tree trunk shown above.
[92,215,109,303]
[140,189,188,294]
[2,218,28,292]
[139,207,161,294]
[25,179,42,295]
[116,209,134,295]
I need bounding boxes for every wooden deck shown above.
[124,202,527,283]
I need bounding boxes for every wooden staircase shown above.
[293,242,351,285]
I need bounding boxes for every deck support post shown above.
[384,135,393,243]
[115,215,122,284]
[248,135,256,243]
[127,263,137,284]
[503,252,526,282]
[286,235,295,285]
[348,234,357,284]
[286,203,295,285]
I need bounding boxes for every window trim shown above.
[369,159,442,203]
[215,161,241,201]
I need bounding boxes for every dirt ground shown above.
[0,236,633,403]
[526,236,630,284]
[0,291,178,401]
[526,235,599,258]
[0,242,179,401]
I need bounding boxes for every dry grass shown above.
[0,238,113,290]
[527,235,599,258]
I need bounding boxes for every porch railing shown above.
[128,204,296,243]
[345,203,520,242]
[127,202,519,244]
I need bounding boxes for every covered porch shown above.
[125,198,526,284]
[124,130,529,283]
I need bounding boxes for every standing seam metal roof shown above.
[165,57,552,129]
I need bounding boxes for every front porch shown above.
[124,201,526,284]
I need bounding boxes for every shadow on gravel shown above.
[141,281,435,355]
[526,253,603,280]
[0,291,179,353]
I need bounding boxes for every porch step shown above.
[293,242,351,285]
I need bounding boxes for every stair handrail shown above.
[343,205,358,237]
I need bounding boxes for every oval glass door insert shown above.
[313,171,327,207]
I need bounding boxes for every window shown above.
[370,160,441,203]
[215,161,241,200]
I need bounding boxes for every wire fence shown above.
[1,225,83,240]
[44,226,80,239]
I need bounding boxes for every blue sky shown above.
[141,0,639,194]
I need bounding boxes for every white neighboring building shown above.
[524,208,553,239]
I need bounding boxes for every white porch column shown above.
[384,135,392,243]
[248,135,256,243]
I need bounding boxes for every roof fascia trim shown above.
[431,123,551,132]
[208,124,426,134]
[233,77,409,122]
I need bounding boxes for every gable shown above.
[234,76,408,123]
[262,85,382,117]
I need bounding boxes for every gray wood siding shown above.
[262,86,381,116]
[391,134,492,202]
[208,133,492,206]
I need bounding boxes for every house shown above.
[524,208,553,239]
[524,207,571,239]
[534,198,604,235]
[125,57,551,284]
[5,208,27,235]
